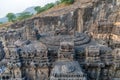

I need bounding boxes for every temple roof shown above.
[20,41,47,53]
[40,33,91,47]
[51,61,84,74]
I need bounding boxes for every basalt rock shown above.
[0,0,120,80]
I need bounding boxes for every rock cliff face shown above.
[1,0,119,41]
[82,0,120,48]
[4,10,78,40]
[0,0,120,80]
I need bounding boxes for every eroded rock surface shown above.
[0,0,120,80]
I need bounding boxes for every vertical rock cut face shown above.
[0,42,5,61]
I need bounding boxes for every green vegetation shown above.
[54,0,61,5]
[44,3,55,10]
[34,0,75,14]
[34,3,54,14]
[5,0,75,23]
[0,22,3,24]
[60,0,74,4]
[34,0,74,14]
[34,6,41,14]
[34,6,45,14]
[6,12,33,22]
[17,12,33,21]
[6,13,16,22]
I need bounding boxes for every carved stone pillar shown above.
[77,9,84,33]
[96,67,101,80]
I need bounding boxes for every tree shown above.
[34,3,54,14]
[60,0,74,4]
[17,12,33,20]
[55,0,61,5]
[0,22,3,24]
[34,6,41,14]
[44,3,55,10]
[6,13,16,22]
[34,6,45,14]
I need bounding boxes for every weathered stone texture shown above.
[0,0,120,80]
